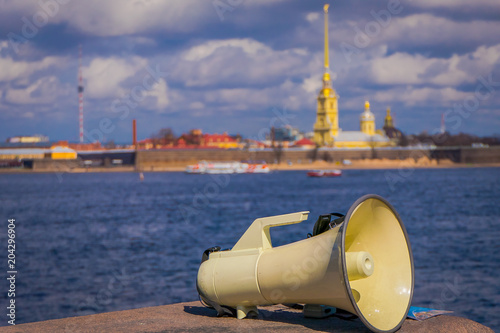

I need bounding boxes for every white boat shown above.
[307,169,342,177]
[245,163,270,173]
[185,161,270,174]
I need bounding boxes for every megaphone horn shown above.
[197,194,414,333]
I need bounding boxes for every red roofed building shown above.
[176,129,202,147]
[293,138,316,149]
[201,132,239,149]
[69,142,102,151]
[137,138,154,150]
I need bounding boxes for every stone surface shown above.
[0,301,493,333]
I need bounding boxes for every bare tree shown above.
[369,136,377,159]
[151,128,176,147]
[273,142,283,164]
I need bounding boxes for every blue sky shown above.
[0,0,499,143]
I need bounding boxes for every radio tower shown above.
[78,44,84,143]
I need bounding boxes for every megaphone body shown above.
[197,195,414,332]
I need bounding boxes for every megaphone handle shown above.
[232,211,309,251]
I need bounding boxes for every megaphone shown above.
[197,194,414,332]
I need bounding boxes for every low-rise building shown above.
[6,135,49,143]
[202,132,239,149]
[293,138,316,149]
[0,148,46,160]
[69,142,102,151]
[0,141,77,160]
[45,146,77,160]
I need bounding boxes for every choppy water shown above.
[0,168,499,330]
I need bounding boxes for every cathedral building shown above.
[312,4,394,148]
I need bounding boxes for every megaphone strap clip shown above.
[329,213,345,227]
[201,246,221,263]
[312,212,345,236]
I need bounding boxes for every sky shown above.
[0,0,499,143]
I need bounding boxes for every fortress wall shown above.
[135,148,436,167]
[459,147,500,163]
[135,147,500,168]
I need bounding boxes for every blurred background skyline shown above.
[0,0,499,143]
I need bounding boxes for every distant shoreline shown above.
[0,158,499,174]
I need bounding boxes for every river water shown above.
[0,167,498,330]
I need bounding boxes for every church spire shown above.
[313,3,339,146]
[324,4,329,72]
[322,4,331,88]
[384,107,394,128]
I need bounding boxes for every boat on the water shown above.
[307,169,342,177]
[185,161,270,174]
[245,163,270,174]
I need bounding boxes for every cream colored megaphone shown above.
[197,194,414,332]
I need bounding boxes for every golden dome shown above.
[360,101,375,121]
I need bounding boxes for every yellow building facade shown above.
[313,5,393,149]
[48,146,78,160]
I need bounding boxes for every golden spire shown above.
[384,107,394,128]
[323,4,330,72]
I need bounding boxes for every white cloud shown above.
[144,78,170,111]
[7,0,311,43]
[0,56,64,82]
[19,0,211,37]
[411,0,500,9]
[0,0,217,38]
[84,56,148,99]
[369,52,436,85]
[22,111,35,118]
[189,101,204,110]
[372,87,468,107]
[175,38,313,87]
[301,74,322,93]
[331,13,500,61]
[187,76,313,116]
[306,12,320,23]
[381,14,500,47]
[183,38,272,62]
[368,44,500,86]
[246,0,288,5]
[0,41,9,52]
[5,76,67,104]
